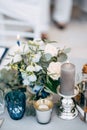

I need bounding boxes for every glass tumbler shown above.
[0,90,5,115]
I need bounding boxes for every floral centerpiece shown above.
[6,40,70,101]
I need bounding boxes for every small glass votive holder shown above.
[34,99,53,124]
[0,90,5,115]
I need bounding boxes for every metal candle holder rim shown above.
[34,99,53,111]
[57,85,79,98]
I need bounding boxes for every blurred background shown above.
[0,0,87,61]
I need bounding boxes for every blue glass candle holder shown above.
[5,90,26,120]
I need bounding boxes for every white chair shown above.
[0,0,42,43]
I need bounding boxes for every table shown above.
[0,106,87,130]
[0,46,87,130]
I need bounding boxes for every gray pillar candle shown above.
[60,62,75,96]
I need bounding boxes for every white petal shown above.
[28,74,37,82]
[13,54,22,63]
[20,43,30,54]
[21,72,27,79]
[35,65,42,72]
[32,53,41,63]
[26,65,35,72]
[47,62,61,80]
[23,79,30,85]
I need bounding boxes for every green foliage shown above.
[46,76,60,94]
[2,40,71,97]
[63,47,71,54]
[0,68,25,94]
[44,53,52,62]
[57,53,67,62]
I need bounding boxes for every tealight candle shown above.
[34,99,53,124]
[60,62,75,96]
[38,104,49,111]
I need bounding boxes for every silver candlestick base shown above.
[57,86,79,120]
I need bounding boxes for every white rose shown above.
[26,65,35,72]
[13,54,22,63]
[44,44,58,57]
[47,62,61,80]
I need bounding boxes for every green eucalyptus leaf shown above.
[58,53,67,62]
[44,53,52,61]
[63,48,71,53]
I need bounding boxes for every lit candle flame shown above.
[17,34,20,40]
[66,60,69,63]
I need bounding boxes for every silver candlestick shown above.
[57,86,79,120]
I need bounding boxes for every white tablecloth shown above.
[0,107,87,130]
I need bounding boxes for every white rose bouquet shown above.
[8,40,70,100]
